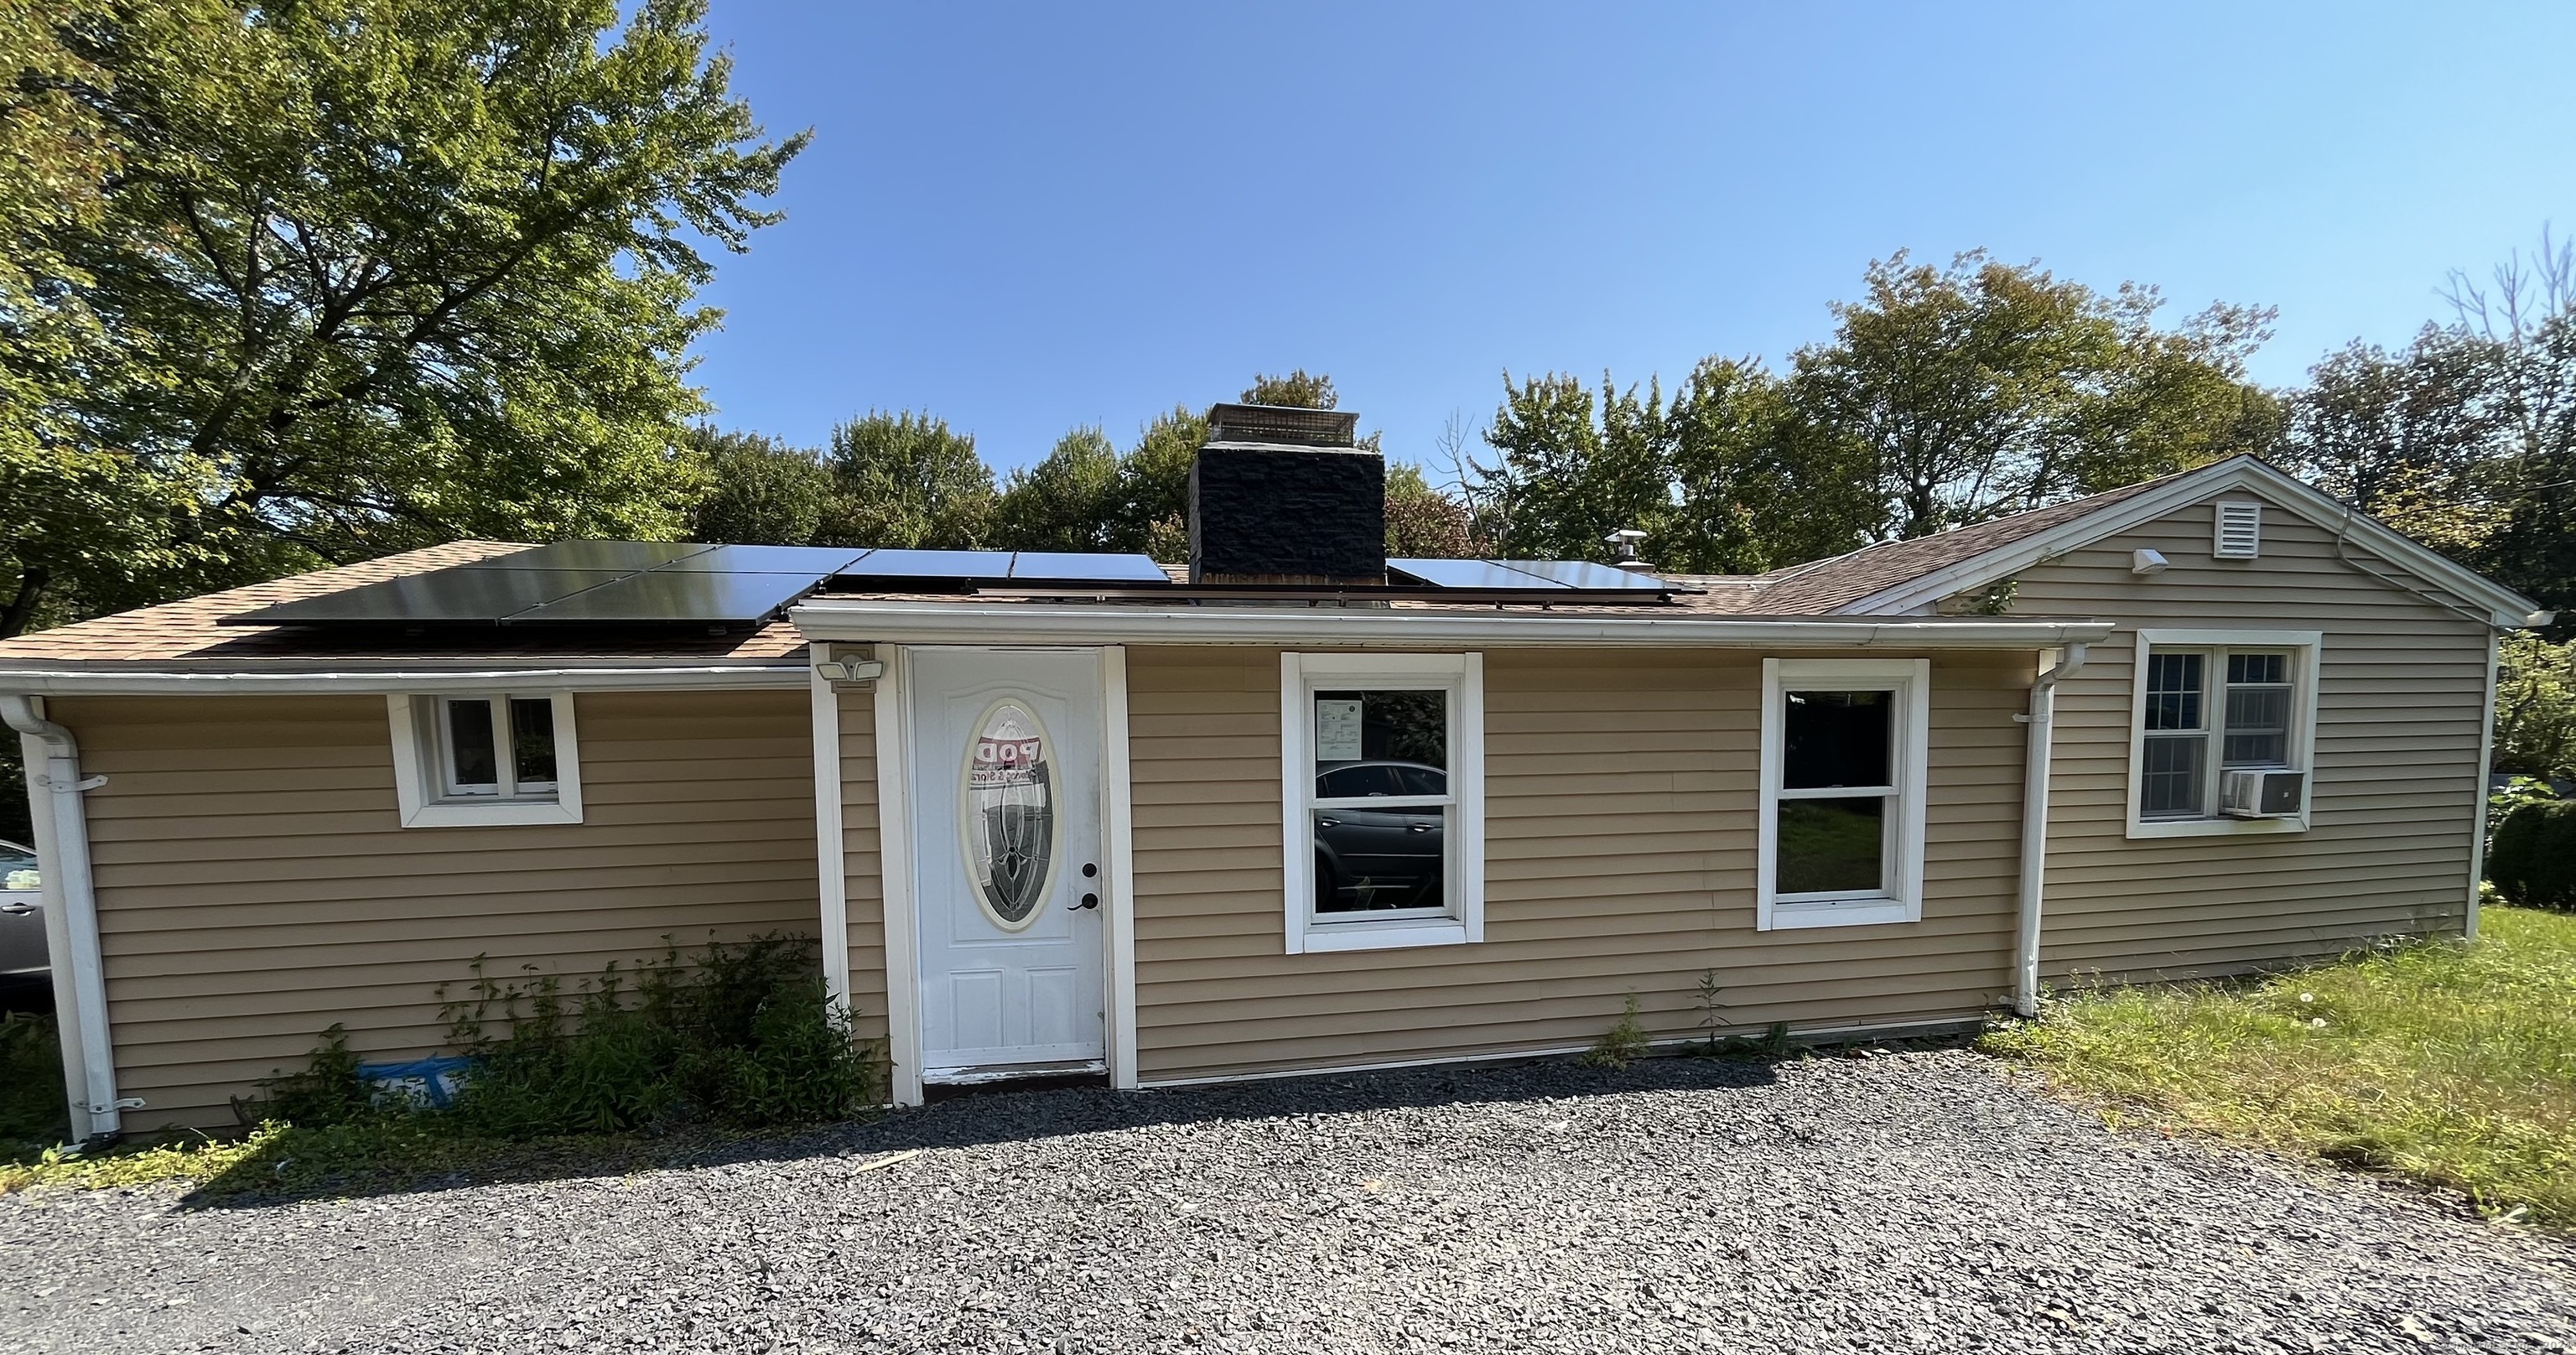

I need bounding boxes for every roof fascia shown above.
[0,663,808,696]
[791,598,2114,650]
[1837,459,2550,628]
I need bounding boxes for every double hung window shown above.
[1280,653,1484,953]
[388,693,583,828]
[2127,629,2319,835]
[1758,659,1929,930]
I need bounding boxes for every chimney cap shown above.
[1205,402,1361,450]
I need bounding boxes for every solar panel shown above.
[508,569,821,625]
[229,569,636,625]
[1007,552,1171,584]
[644,544,870,574]
[833,549,1015,579]
[456,541,713,571]
[1480,558,1666,590]
[1386,558,1572,590]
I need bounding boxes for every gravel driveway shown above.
[3,1048,2570,1354]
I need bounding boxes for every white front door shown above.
[908,647,1107,1077]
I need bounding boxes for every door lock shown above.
[1071,893,1099,911]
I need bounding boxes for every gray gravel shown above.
[3,1047,2570,1354]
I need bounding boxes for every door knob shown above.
[1071,893,1099,911]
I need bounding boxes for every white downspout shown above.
[1,695,128,1138]
[2011,643,2086,1018]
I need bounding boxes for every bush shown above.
[2489,800,2576,911]
[1,1011,68,1154]
[251,933,883,1140]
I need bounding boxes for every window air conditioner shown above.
[2219,768,2303,818]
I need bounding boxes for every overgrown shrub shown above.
[1,1011,68,1153]
[2489,800,2576,911]
[252,933,882,1140]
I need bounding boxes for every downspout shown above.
[1,695,129,1139]
[2011,643,2087,1018]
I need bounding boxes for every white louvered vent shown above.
[2213,501,2262,558]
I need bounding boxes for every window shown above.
[1280,652,1484,953]
[2126,629,2319,837]
[387,693,583,828]
[1758,659,1929,930]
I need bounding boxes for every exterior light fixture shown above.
[813,657,886,685]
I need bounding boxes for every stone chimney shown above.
[1188,403,1385,585]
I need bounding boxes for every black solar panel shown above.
[510,569,821,625]
[229,569,636,625]
[833,549,1015,579]
[1007,552,1171,584]
[457,541,713,571]
[1387,558,1572,590]
[1486,558,1665,590]
[645,544,870,574]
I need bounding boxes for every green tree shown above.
[993,426,1121,552]
[2444,231,2576,620]
[1241,369,1339,411]
[2495,634,2576,781]
[1384,463,1476,558]
[687,427,830,545]
[818,410,994,548]
[1661,356,1874,574]
[1109,404,1206,559]
[1792,250,2274,540]
[5,0,803,635]
[1478,372,1672,560]
[2280,331,2507,558]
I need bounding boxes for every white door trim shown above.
[869,643,1135,1105]
[1100,645,1140,1090]
[871,645,925,1107]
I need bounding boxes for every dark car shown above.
[1313,761,1446,912]
[0,839,45,998]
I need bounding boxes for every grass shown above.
[1983,905,2576,1228]
[0,1119,722,1202]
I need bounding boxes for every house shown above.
[2,404,2547,1139]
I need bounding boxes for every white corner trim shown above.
[1099,645,1141,1091]
[809,650,853,1020]
[385,692,583,828]
[871,646,925,1108]
[2467,631,2501,940]
[1280,651,1485,955]
[1836,457,2544,626]
[1757,657,1931,931]
[2123,628,2323,838]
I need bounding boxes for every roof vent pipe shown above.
[0,695,129,1140]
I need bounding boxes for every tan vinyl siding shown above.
[2015,491,2491,982]
[1126,646,2032,1082]
[836,688,888,1046]
[59,690,823,1131]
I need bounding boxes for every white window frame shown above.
[1280,652,1484,954]
[2125,628,2320,838]
[387,692,584,828]
[1758,657,1930,931]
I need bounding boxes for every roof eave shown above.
[1833,457,2548,630]
[790,598,2115,650]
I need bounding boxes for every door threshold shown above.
[921,1058,1108,1101]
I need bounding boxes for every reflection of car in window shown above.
[0,838,46,987]
[1312,761,1446,912]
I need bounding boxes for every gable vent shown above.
[2213,501,2262,558]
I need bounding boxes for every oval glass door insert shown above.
[961,698,1058,930]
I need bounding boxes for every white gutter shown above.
[793,599,2116,651]
[1,695,131,1139]
[2010,643,2088,1018]
[0,664,806,695]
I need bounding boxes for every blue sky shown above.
[689,3,2576,476]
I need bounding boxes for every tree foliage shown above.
[818,411,992,549]
[2,0,804,636]
[2496,635,2576,783]
[992,426,1121,552]
[686,427,828,546]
